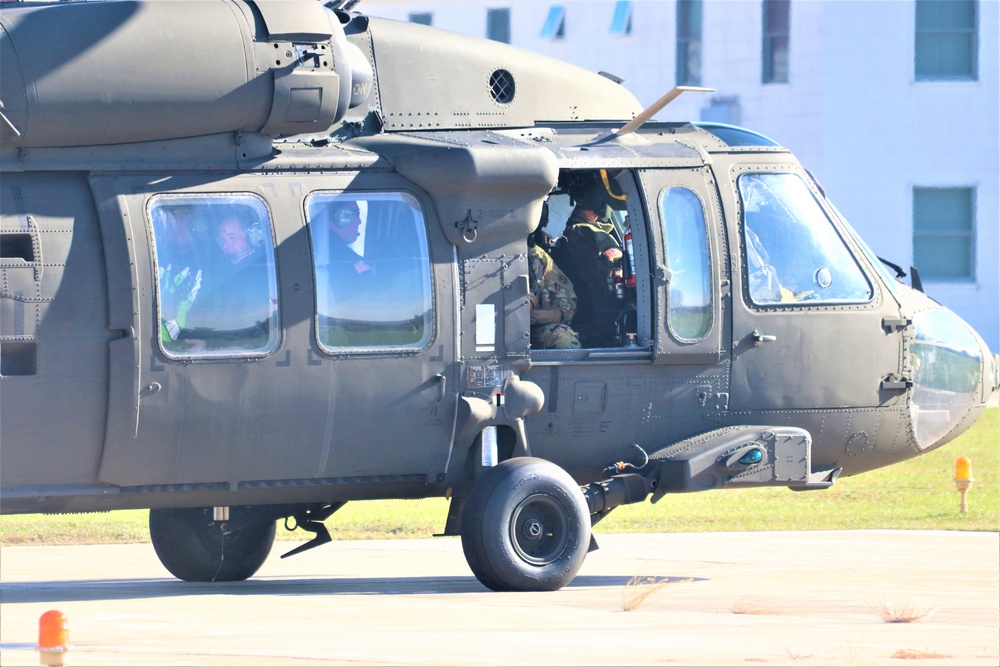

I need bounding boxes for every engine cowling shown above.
[0,0,373,147]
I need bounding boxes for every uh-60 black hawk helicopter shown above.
[1,0,996,592]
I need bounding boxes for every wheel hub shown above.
[510,494,569,566]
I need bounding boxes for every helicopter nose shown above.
[908,309,992,452]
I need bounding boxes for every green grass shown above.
[1,409,996,546]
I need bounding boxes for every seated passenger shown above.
[325,200,374,297]
[156,206,203,346]
[182,214,272,350]
[529,244,581,349]
[551,175,624,347]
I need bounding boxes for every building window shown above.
[149,194,280,359]
[487,8,511,44]
[699,96,740,125]
[915,0,978,81]
[540,5,565,39]
[676,0,702,85]
[408,12,432,26]
[913,187,976,281]
[307,192,433,352]
[762,0,790,84]
[610,1,632,36]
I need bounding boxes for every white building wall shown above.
[361,0,999,352]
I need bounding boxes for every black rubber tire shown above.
[460,457,591,592]
[149,506,276,582]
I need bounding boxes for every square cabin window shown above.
[148,194,280,359]
[409,12,432,26]
[913,187,976,281]
[915,0,978,81]
[307,192,433,352]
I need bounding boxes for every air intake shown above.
[489,69,515,104]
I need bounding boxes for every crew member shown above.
[551,175,624,347]
[529,244,581,349]
[181,213,273,351]
[326,200,373,297]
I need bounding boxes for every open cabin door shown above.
[91,172,458,490]
[523,164,732,477]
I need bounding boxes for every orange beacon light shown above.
[37,610,70,666]
[954,456,974,514]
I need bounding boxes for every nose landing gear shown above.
[460,458,591,592]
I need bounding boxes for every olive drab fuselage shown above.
[0,1,995,589]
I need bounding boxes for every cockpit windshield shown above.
[825,199,902,298]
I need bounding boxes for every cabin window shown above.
[913,186,976,281]
[762,0,790,84]
[408,12,432,26]
[738,173,872,306]
[307,192,433,352]
[660,187,712,341]
[676,0,702,86]
[915,0,978,81]
[148,194,279,359]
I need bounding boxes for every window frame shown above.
[912,186,977,283]
[486,7,512,44]
[540,5,566,40]
[659,185,714,343]
[914,0,979,82]
[610,1,632,37]
[676,0,702,86]
[305,190,436,355]
[147,192,281,361]
[737,171,874,308]
[761,0,790,84]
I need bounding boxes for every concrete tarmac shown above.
[1,531,997,666]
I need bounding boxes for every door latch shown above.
[880,375,913,392]
[882,317,912,333]
[752,330,777,346]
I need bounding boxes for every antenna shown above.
[615,86,715,136]
[325,0,362,11]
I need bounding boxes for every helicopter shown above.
[1,0,996,592]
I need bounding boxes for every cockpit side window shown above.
[738,173,872,306]
[306,191,433,352]
[148,194,279,359]
[659,187,713,341]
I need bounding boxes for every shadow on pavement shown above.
[1,574,706,604]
